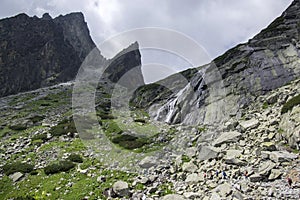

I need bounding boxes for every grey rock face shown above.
[0,13,97,97]
[132,0,300,126]
[0,13,144,98]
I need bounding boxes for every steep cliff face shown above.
[133,0,300,125]
[0,12,97,97]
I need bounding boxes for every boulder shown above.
[249,173,262,182]
[258,161,276,176]
[212,131,242,147]
[161,194,186,200]
[268,169,282,180]
[182,162,198,173]
[139,156,158,168]
[239,119,259,130]
[198,145,219,161]
[9,172,23,182]
[261,142,277,151]
[213,183,232,197]
[185,173,204,184]
[269,151,298,162]
[112,181,129,197]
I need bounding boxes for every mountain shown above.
[1,2,300,200]
[132,0,300,125]
[0,13,144,97]
[0,12,97,97]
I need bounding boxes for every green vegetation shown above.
[181,155,191,163]
[197,126,206,133]
[67,154,83,163]
[3,162,34,175]
[50,117,76,137]
[158,182,174,196]
[31,133,48,142]
[262,102,269,109]
[44,160,75,175]
[281,94,300,114]
[111,134,149,150]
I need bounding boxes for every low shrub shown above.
[111,134,149,150]
[49,118,76,137]
[31,133,48,142]
[281,94,300,114]
[44,160,75,175]
[67,154,83,163]
[133,118,146,123]
[3,162,34,175]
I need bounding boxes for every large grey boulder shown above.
[212,131,242,147]
[112,181,129,197]
[198,145,219,161]
[269,151,298,162]
[9,172,24,182]
[239,119,260,130]
[139,156,158,168]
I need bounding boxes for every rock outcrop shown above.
[0,12,144,97]
[133,0,300,125]
[0,12,97,97]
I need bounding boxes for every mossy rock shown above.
[281,94,300,114]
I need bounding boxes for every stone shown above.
[139,156,158,168]
[182,162,198,173]
[183,192,202,199]
[269,151,298,162]
[261,142,277,151]
[258,161,276,176]
[225,149,242,159]
[224,158,246,166]
[9,172,23,182]
[266,93,279,104]
[112,181,129,197]
[212,131,242,147]
[213,183,232,197]
[161,194,186,200]
[185,173,203,184]
[268,169,282,180]
[232,191,244,200]
[249,173,262,182]
[239,119,260,130]
[198,145,219,161]
[210,192,221,200]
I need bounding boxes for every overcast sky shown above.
[0,0,293,82]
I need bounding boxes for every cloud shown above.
[0,0,294,82]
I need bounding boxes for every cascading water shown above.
[154,67,208,124]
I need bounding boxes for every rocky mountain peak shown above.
[42,13,52,20]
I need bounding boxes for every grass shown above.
[38,138,86,153]
[262,102,269,109]
[181,155,191,163]
[281,94,300,114]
